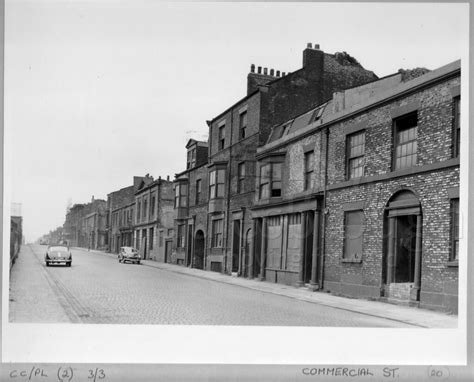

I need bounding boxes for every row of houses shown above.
[62,44,461,313]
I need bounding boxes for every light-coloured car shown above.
[45,245,72,267]
[118,246,141,264]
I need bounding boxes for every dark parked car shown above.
[118,246,141,264]
[45,245,72,267]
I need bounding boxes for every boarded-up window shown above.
[287,214,302,271]
[267,216,282,269]
[343,210,364,259]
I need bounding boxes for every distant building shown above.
[10,204,23,269]
[63,197,107,250]
[107,176,148,253]
[134,175,174,261]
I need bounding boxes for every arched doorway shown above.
[383,190,422,303]
[193,230,205,270]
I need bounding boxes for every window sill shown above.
[341,258,362,264]
[446,260,459,268]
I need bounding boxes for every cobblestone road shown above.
[9,245,417,327]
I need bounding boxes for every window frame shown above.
[174,183,188,208]
[239,110,248,140]
[177,224,186,248]
[143,198,148,222]
[304,150,315,190]
[392,112,418,171]
[219,125,225,150]
[259,162,282,199]
[211,218,223,248]
[209,169,225,199]
[453,96,460,158]
[150,195,156,219]
[137,200,141,222]
[237,162,245,193]
[195,179,202,204]
[346,130,366,180]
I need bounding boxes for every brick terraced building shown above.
[107,176,147,253]
[204,44,379,274]
[172,139,209,268]
[134,175,174,261]
[252,60,461,313]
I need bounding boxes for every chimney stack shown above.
[250,64,255,73]
[276,70,280,77]
[263,67,268,75]
[270,69,274,76]
[303,43,323,68]
[257,66,262,74]
[167,175,170,181]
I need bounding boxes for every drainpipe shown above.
[319,127,329,290]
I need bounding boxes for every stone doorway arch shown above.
[383,189,422,303]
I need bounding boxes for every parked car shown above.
[118,246,141,264]
[45,245,72,267]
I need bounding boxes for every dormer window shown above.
[191,148,196,167]
[186,148,196,169]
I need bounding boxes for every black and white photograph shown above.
[2,0,471,378]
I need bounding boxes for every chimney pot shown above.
[250,64,255,73]
[276,70,280,77]
[257,66,262,74]
[314,44,320,50]
[307,42,312,48]
[159,176,161,180]
[282,72,286,76]
[167,175,170,181]
[264,67,268,75]
[270,69,274,76]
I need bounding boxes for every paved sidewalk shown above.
[9,245,70,323]
[87,248,457,328]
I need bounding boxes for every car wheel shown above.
[137,261,141,265]
[67,263,71,267]
[118,257,121,263]
[46,261,50,267]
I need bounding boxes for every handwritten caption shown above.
[301,366,451,379]
[9,366,106,382]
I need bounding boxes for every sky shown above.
[4,1,469,242]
